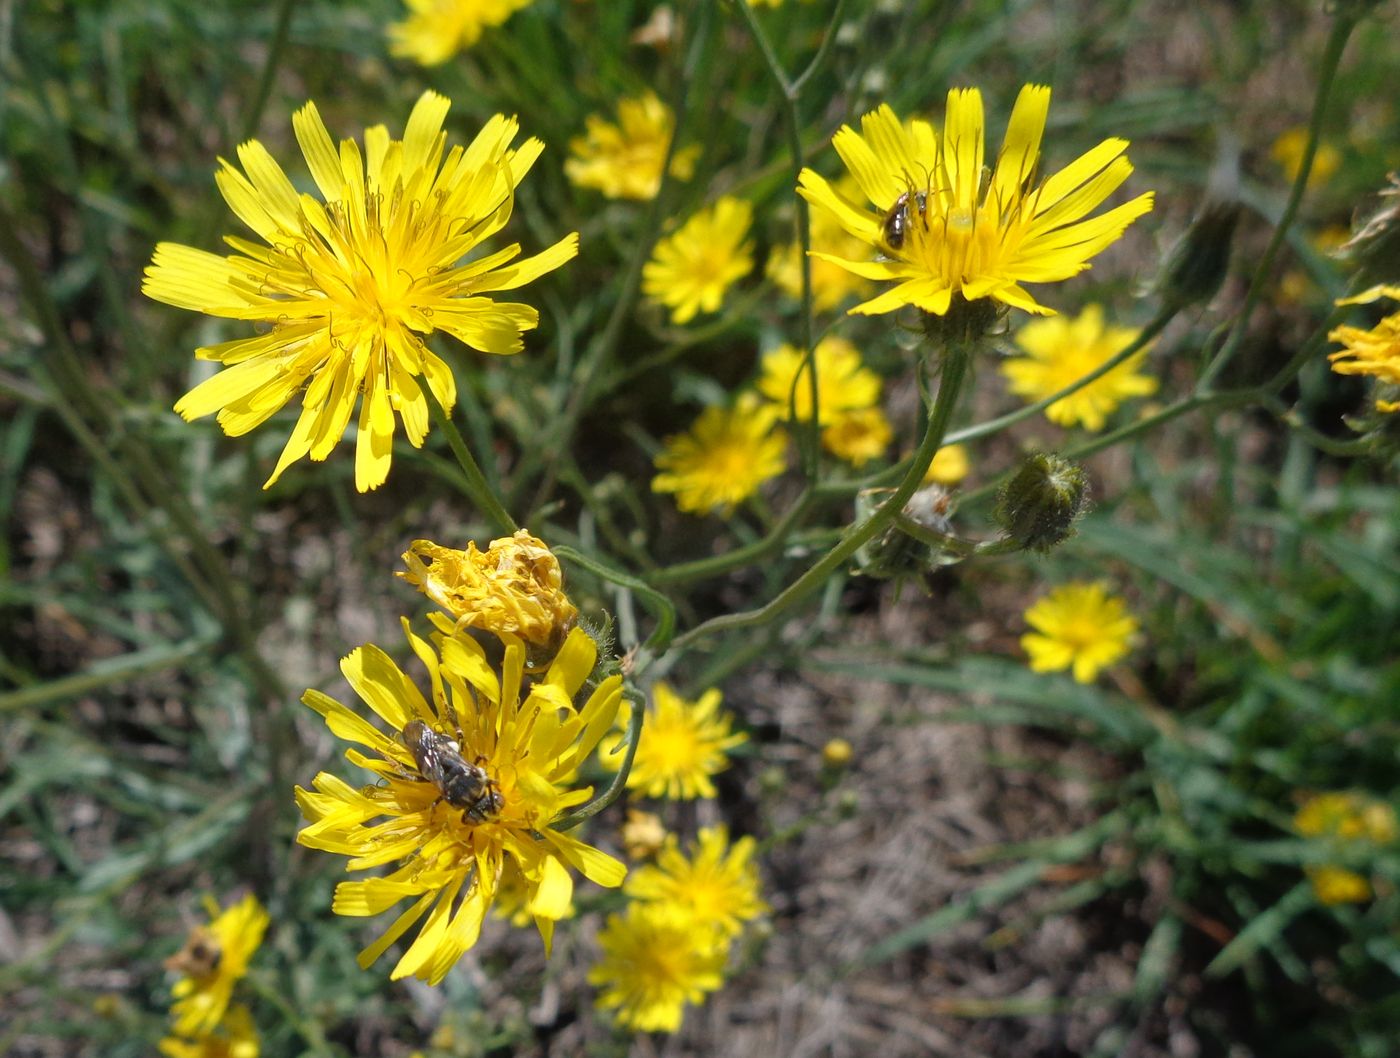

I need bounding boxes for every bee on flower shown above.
[144,91,576,492]
[162,893,268,1040]
[565,92,700,201]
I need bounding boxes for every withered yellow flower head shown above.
[399,530,579,655]
[798,85,1153,318]
[388,0,535,66]
[565,92,700,201]
[294,620,626,983]
[144,91,576,492]
[166,894,268,1040]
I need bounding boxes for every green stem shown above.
[647,488,818,587]
[1197,13,1357,390]
[671,344,971,651]
[551,689,645,831]
[240,0,297,142]
[554,547,677,652]
[415,374,518,536]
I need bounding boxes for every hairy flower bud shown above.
[1157,199,1241,310]
[1338,173,1400,292]
[994,452,1090,553]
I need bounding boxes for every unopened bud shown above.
[994,453,1090,553]
[1157,200,1241,310]
[852,484,959,581]
[1338,173,1400,292]
[821,738,853,769]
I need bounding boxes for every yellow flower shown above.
[822,407,893,467]
[294,621,626,982]
[652,396,788,515]
[166,895,268,1039]
[923,443,969,486]
[159,1005,259,1058]
[626,826,767,940]
[388,0,534,65]
[1021,581,1137,684]
[587,902,727,1033]
[1270,127,1341,190]
[602,682,747,800]
[756,336,881,422]
[398,531,578,657]
[492,858,576,927]
[621,808,669,861]
[1329,286,1400,412]
[145,91,576,492]
[1308,866,1372,906]
[797,85,1153,318]
[643,197,754,324]
[1001,304,1158,431]
[822,737,853,768]
[766,181,875,311]
[565,92,700,201]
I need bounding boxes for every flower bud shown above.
[1157,199,1241,310]
[994,452,1090,553]
[821,738,853,769]
[1338,173,1400,292]
[852,484,959,581]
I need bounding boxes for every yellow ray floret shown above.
[388,0,536,66]
[797,85,1154,318]
[145,91,576,492]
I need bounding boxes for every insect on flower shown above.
[881,189,928,252]
[402,719,504,824]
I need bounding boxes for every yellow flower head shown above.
[159,1005,260,1058]
[1329,286,1400,412]
[398,531,579,657]
[822,737,854,768]
[602,682,747,800]
[165,894,268,1039]
[1294,791,1395,905]
[1021,581,1137,684]
[1270,127,1341,191]
[798,85,1154,318]
[388,0,535,65]
[294,620,626,983]
[1307,865,1372,906]
[565,92,700,201]
[767,179,876,311]
[821,407,893,467]
[1001,304,1158,431]
[626,826,768,940]
[643,197,754,324]
[621,808,669,861]
[652,395,788,515]
[587,902,727,1033]
[145,91,577,492]
[757,336,882,423]
[923,443,969,486]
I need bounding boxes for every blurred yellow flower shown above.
[145,92,575,492]
[626,826,767,939]
[1270,127,1341,190]
[588,902,726,1033]
[757,336,881,422]
[1021,581,1137,684]
[565,92,700,201]
[643,197,754,323]
[923,443,969,486]
[159,1005,259,1058]
[621,808,669,861]
[602,682,747,800]
[822,407,893,467]
[398,531,578,657]
[652,396,787,515]
[1001,304,1158,431]
[294,622,625,982]
[1329,286,1400,412]
[798,85,1153,318]
[1294,791,1396,905]
[766,181,875,310]
[822,737,854,768]
[1308,866,1372,906]
[165,894,267,1040]
[388,0,534,65]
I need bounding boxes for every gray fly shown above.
[402,719,504,823]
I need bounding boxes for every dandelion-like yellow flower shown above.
[1308,866,1373,906]
[626,826,767,940]
[798,85,1153,318]
[388,0,534,65]
[588,902,727,1033]
[398,531,578,656]
[294,620,626,983]
[756,337,881,423]
[652,396,787,515]
[767,181,875,311]
[1021,581,1137,684]
[159,1006,259,1058]
[821,407,893,467]
[145,91,577,492]
[643,197,754,324]
[602,683,747,800]
[621,809,669,861]
[1294,792,1396,905]
[1329,286,1400,412]
[1000,304,1158,431]
[565,92,700,201]
[165,894,268,1039]
[924,443,969,486]
[1270,127,1341,191]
